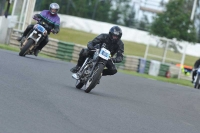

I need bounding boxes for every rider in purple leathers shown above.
[17,3,60,56]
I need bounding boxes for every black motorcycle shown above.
[19,19,50,56]
[72,43,111,93]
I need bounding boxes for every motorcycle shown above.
[72,43,111,93]
[19,18,50,56]
[193,67,200,89]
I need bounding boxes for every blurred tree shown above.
[0,0,7,16]
[108,0,132,25]
[150,0,197,43]
[124,11,136,27]
[35,0,111,21]
[138,15,149,31]
[92,0,111,21]
[123,2,136,27]
[34,0,137,27]
[194,0,200,42]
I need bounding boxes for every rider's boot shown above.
[34,49,40,56]
[70,65,81,73]
[17,34,25,42]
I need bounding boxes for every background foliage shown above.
[35,0,134,27]
[35,0,199,43]
[149,0,197,42]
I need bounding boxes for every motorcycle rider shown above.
[70,26,124,79]
[192,58,200,83]
[17,3,60,56]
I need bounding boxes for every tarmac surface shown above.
[0,49,200,133]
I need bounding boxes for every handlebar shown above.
[33,17,58,35]
[90,49,97,52]
[33,17,41,22]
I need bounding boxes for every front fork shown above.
[89,58,107,78]
[78,58,89,73]
[72,58,90,80]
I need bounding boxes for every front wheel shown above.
[194,74,200,89]
[19,39,35,56]
[75,80,84,89]
[85,63,104,93]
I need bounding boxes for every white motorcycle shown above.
[19,19,50,56]
[72,43,111,93]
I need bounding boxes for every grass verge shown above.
[119,70,193,88]
[0,44,55,59]
[0,43,193,88]
[50,28,198,66]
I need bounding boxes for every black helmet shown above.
[49,3,60,15]
[109,26,122,43]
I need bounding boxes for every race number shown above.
[34,24,46,33]
[99,48,110,60]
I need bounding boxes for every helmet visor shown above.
[51,9,58,14]
[112,35,119,40]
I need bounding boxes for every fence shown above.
[9,30,191,80]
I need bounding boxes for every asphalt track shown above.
[0,49,200,133]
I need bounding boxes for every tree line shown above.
[0,0,196,43]
[150,0,198,42]
[35,0,137,28]
[35,0,200,43]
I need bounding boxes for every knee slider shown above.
[110,69,117,75]
[27,25,34,29]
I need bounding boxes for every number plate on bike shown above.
[99,48,110,60]
[35,24,46,33]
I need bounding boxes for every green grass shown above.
[0,43,57,59]
[50,28,198,66]
[0,42,193,88]
[119,70,193,87]
[50,28,97,45]
[0,44,19,52]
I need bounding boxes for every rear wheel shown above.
[19,39,34,56]
[85,64,104,93]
